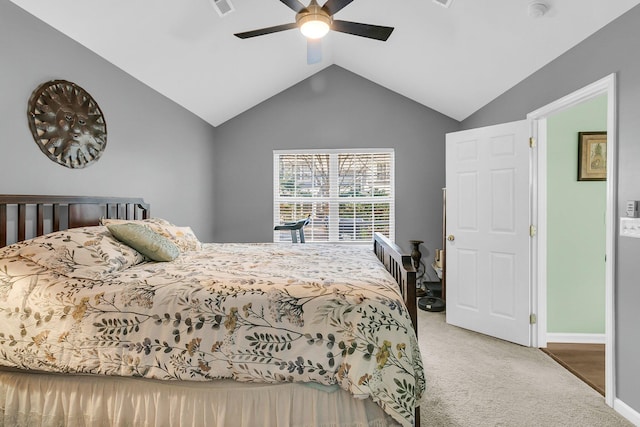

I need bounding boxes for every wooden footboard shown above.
[373,232,418,331]
[0,195,150,247]
[373,232,420,426]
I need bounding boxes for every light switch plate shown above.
[620,217,640,238]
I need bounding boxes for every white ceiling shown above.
[10,0,640,127]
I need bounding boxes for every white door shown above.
[445,120,532,346]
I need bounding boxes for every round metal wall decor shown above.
[27,80,107,169]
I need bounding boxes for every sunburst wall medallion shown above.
[27,80,107,169]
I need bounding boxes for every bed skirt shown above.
[0,368,398,427]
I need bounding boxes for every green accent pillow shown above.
[107,223,180,262]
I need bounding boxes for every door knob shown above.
[447,235,455,241]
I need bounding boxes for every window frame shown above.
[273,148,395,243]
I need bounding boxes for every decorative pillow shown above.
[107,223,180,262]
[101,218,203,252]
[154,225,202,251]
[16,226,146,279]
[100,217,173,228]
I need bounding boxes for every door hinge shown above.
[530,313,537,325]
[529,137,536,148]
[529,225,537,237]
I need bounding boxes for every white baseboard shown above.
[546,333,606,344]
[614,398,640,426]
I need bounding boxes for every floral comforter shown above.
[0,226,424,426]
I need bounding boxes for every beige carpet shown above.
[417,310,632,427]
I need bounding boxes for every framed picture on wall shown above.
[578,131,607,181]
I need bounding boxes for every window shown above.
[274,149,394,243]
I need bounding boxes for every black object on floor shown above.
[419,296,445,312]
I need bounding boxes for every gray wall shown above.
[0,0,217,241]
[461,4,640,414]
[214,66,460,272]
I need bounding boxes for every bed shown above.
[0,195,423,427]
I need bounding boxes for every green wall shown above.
[547,94,607,334]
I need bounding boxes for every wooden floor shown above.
[541,343,605,396]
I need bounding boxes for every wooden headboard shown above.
[0,195,150,247]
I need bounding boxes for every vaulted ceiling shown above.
[10,0,640,127]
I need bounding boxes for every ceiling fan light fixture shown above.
[296,1,331,39]
[299,17,330,39]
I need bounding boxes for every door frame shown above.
[527,73,617,407]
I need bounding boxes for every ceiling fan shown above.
[234,0,394,64]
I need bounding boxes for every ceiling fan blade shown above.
[307,39,322,64]
[321,0,354,16]
[331,20,394,41]
[280,0,306,13]
[234,23,298,39]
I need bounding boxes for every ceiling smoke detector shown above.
[528,2,549,18]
